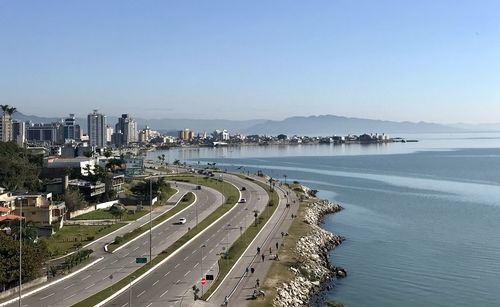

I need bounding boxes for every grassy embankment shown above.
[249,183,313,306]
[42,223,125,257]
[201,176,279,300]
[107,191,195,252]
[72,175,239,307]
[46,180,177,256]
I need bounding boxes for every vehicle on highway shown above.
[239,198,247,203]
[178,218,187,224]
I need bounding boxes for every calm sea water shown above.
[149,133,500,306]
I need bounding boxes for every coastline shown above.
[273,193,345,307]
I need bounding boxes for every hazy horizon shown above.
[2,1,500,123]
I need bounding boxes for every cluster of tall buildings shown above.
[0,107,154,149]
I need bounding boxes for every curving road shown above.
[104,174,270,307]
[1,182,224,307]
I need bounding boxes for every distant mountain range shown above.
[13,112,500,135]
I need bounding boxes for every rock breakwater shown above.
[273,200,344,307]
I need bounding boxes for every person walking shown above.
[276,242,279,250]
[261,254,265,262]
[256,278,260,288]
[269,247,272,254]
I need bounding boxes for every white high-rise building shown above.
[87,110,106,148]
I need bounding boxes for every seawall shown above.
[273,199,344,307]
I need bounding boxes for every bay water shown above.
[149,133,500,306]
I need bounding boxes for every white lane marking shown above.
[152,280,159,286]
[133,246,139,251]
[137,290,146,297]
[191,249,197,255]
[183,256,189,261]
[123,252,130,257]
[160,289,169,297]
[146,303,153,307]
[202,256,207,261]
[121,303,128,307]
[174,263,180,268]
[111,259,118,264]
[40,293,55,300]
[209,249,214,254]
[84,283,95,290]
[184,270,191,277]
[193,262,199,268]
[82,275,91,281]
[63,283,74,290]
[164,271,170,277]
[176,280,181,284]
[143,241,147,245]
[63,293,76,301]
[97,267,104,272]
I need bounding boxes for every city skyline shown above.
[1,1,500,124]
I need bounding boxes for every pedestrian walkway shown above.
[207,182,299,306]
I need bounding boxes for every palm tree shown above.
[0,104,8,113]
[6,106,16,116]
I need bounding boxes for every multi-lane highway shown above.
[1,182,224,307]
[103,174,269,307]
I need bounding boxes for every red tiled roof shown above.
[0,215,21,221]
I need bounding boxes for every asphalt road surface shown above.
[2,182,224,307]
[104,174,269,307]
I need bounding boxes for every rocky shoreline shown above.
[273,199,345,307]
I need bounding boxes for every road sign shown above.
[136,257,147,264]
[201,277,206,285]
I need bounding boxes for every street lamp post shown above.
[129,276,135,307]
[149,178,153,263]
[201,244,206,296]
[18,198,22,307]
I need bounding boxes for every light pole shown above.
[18,197,22,307]
[284,174,287,185]
[201,244,206,296]
[129,275,135,307]
[149,177,153,263]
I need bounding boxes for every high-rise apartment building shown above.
[12,121,26,145]
[114,114,137,146]
[87,110,106,148]
[106,125,113,143]
[179,128,194,141]
[63,114,81,143]
[0,105,15,142]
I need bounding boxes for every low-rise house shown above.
[11,192,66,229]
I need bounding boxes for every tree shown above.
[277,134,288,140]
[0,142,42,191]
[103,148,113,158]
[64,189,88,212]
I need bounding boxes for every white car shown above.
[179,218,187,224]
[239,198,247,203]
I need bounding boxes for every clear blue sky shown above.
[1,0,499,123]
